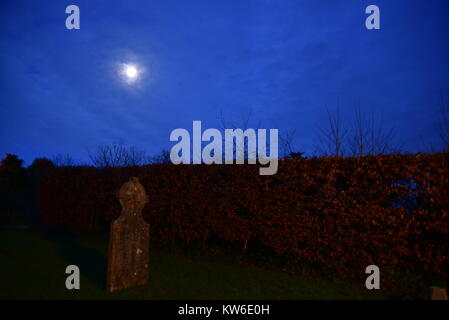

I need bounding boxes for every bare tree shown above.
[279,129,299,158]
[51,153,75,167]
[218,108,261,161]
[88,141,148,167]
[317,108,348,156]
[436,98,449,150]
[348,106,400,156]
[317,106,401,157]
[219,108,257,132]
[148,149,171,164]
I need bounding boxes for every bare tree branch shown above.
[348,106,400,156]
[88,141,148,167]
[148,149,171,164]
[279,129,297,158]
[316,107,348,156]
[51,154,75,167]
[317,105,401,156]
[436,97,449,150]
[218,108,261,161]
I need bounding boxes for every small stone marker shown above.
[106,177,149,292]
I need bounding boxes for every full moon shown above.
[125,65,138,79]
[120,63,140,83]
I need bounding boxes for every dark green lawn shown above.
[0,227,388,300]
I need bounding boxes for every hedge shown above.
[37,153,449,284]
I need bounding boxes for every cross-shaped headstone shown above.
[106,177,149,292]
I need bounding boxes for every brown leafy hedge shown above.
[37,153,449,284]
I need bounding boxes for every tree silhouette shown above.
[436,99,449,150]
[88,141,148,167]
[317,108,348,156]
[317,106,401,156]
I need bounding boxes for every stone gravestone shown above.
[428,286,448,300]
[106,177,149,292]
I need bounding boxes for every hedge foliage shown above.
[37,153,449,282]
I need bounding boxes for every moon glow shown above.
[120,63,140,83]
[125,65,137,78]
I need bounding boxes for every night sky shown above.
[1,0,448,165]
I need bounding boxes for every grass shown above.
[0,226,389,300]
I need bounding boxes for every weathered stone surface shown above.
[106,177,149,292]
[428,286,448,300]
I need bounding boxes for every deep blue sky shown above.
[1,0,448,165]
